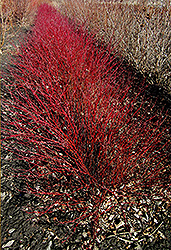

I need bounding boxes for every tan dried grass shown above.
[0,0,51,52]
[53,0,171,93]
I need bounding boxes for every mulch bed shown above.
[1,157,171,249]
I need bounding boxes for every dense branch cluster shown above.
[1,3,170,246]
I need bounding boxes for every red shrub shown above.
[2,3,170,247]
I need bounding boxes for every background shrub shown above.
[0,0,51,53]
[53,0,171,94]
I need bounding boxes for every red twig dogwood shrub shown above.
[2,3,170,247]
